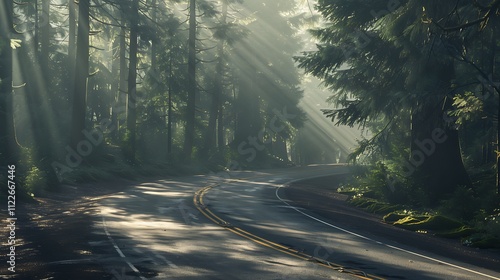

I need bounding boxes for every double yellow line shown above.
[193,185,385,280]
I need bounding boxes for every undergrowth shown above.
[341,162,500,249]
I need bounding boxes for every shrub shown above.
[439,186,479,221]
[24,166,48,196]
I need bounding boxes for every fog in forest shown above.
[1,0,365,192]
[1,2,500,274]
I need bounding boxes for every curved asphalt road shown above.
[94,165,500,280]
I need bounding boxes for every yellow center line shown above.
[193,185,385,280]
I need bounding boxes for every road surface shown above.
[94,165,500,279]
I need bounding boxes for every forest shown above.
[0,0,500,249]
[0,0,354,190]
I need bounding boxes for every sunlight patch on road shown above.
[141,190,185,197]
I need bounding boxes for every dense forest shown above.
[0,0,359,195]
[297,0,500,246]
[0,0,499,245]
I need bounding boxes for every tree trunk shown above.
[490,21,500,196]
[68,0,76,105]
[40,0,50,70]
[126,0,139,160]
[38,0,53,143]
[68,0,76,62]
[167,56,173,156]
[110,35,119,141]
[410,61,472,205]
[0,0,16,167]
[206,0,228,154]
[206,88,218,156]
[273,136,288,161]
[151,0,157,71]
[118,15,127,138]
[216,0,228,152]
[183,0,196,158]
[234,67,261,145]
[71,0,89,147]
[217,99,224,149]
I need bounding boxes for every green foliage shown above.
[435,226,476,239]
[464,209,500,248]
[450,92,485,127]
[349,197,403,215]
[24,166,48,196]
[439,186,479,221]
[298,0,500,206]
[348,161,429,206]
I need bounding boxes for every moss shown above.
[393,216,429,229]
[394,215,464,232]
[383,212,407,223]
[417,215,464,230]
[435,226,476,238]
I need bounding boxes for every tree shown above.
[297,0,474,204]
[230,0,305,163]
[433,1,500,195]
[0,0,16,167]
[204,0,228,156]
[68,0,77,102]
[71,0,90,147]
[183,0,197,158]
[126,0,139,160]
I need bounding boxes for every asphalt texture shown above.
[1,165,499,279]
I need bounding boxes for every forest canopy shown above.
[0,0,498,223]
[0,0,361,197]
[297,0,500,208]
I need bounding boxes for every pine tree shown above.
[297,0,476,204]
[71,0,90,147]
[0,0,16,167]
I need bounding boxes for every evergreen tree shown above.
[0,0,16,167]
[297,0,476,204]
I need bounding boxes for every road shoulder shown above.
[280,174,500,274]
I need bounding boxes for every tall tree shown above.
[205,0,228,155]
[183,0,197,158]
[0,0,16,167]
[151,0,158,71]
[126,0,139,160]
[297,0,475,204]
[230,0,305,162]
[216,1,228,151]
[40,0,50,69]
[118,12,128,139]
[71,0,90,147]
[68,0,77,94]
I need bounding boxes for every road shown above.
[94,165,500,280]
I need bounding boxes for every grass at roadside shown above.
[343,194,500,249]
[334,163,500,250]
